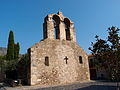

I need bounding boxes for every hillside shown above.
[0,47,7,56]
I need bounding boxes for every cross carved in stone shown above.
[64,56,68,64]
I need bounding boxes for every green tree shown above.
[17,53,29,83]
[89,26,120,89]
[5,31,20,71]
[6,31,14,60]
[0,55,6,72]
[14,42,20,60]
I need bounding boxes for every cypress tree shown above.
[6,31,15,60]
[14,42,20,60]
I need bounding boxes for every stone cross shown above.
[64,56,68,64]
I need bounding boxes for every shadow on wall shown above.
[76,85,118,90]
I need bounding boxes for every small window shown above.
[45,56,49,66]
[79,56,83,64]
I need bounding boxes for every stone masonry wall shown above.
[29,39,90,86]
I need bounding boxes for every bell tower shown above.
[43,11,76,42]
[28,12,90,86]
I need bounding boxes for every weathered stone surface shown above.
[29,39,90,85]
[28,12,90,86]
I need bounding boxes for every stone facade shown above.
[28,12,90,86]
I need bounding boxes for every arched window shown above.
[53,15,60,39]
[64,18,71,40]
[45,56,49,66]
[43,16,48,39]
[79,56,83,64]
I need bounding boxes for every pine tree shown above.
[6,31,14,60]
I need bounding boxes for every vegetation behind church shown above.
[0,30,20,80]
[89,26,120,81]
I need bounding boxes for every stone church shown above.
[27,12,90,86]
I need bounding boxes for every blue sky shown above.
[0,0,120,54]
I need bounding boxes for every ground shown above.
[0,81,119,90]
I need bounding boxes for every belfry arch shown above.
[64,18,71,40]
[53,15,60,39]
[43,12,76,42]
[43,16,48,39]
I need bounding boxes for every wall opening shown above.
[79,56,83,64]
[53,15,60,39]
[64,18,71,40]
[45,56,49,66]
[43,16,48,39]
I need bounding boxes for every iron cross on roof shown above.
[64,56,68,64]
